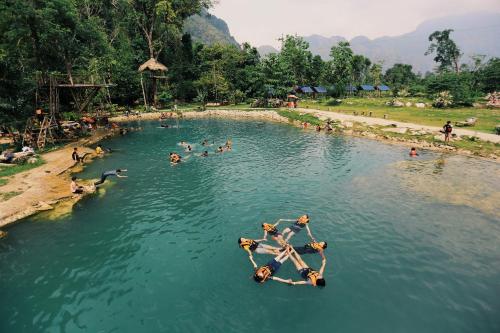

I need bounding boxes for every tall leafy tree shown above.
[351,55,371,85]
[278,35,313,86]
[384,63,417,90]
[328,41,354,89]
[425,29,462,73]
[127,0,212,60]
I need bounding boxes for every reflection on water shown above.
[393,155,500,217]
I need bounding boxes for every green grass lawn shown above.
[300,97,500,134]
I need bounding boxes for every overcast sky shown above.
[211,0,500,47]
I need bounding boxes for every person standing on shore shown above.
[443,121,453,144]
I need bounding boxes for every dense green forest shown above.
[1,0,499,128]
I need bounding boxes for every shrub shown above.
[432,91,454,108]
[326,98,342,106]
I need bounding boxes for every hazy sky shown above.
[211,0,500,47]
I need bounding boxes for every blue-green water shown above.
[1,119,499,333]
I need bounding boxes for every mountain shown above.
[299,12,500,73]
[257,45,279,57]
[184,10,239,46]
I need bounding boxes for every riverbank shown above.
[0,130,114,228]
[111,108,499,160]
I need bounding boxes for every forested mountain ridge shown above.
[256,12,500,73]
[184,10,239,46]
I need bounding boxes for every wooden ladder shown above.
[36,116,56,149]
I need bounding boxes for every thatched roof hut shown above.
[138,58,168,72]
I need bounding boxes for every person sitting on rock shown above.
[70,176,85,194]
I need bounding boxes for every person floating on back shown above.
[294,241,328,256]
[238,237,282,269]
[281,214,314,243]
[94,169,128,186]
[72,147,90,164]
[288,247,326,287]
[443,121,453,143]
[253,247,293,285]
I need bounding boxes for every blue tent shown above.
[313,86,327,93]
[346,84,357,92]
[376,85,391,91]
[297,86,314,94]
[359,85,375,91]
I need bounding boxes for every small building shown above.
[375,85,391,97]
[312,86,327,99]
[313,86,327,94]
[346,84,357,94]
[296,86,315,95]
[376,85,391,92]
[359,85,375,92]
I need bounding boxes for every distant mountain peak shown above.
[298,12,500,72]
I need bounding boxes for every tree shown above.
[127,0,212,60]
[328,41,354,90]
[384,63,417,91]
[479,57,500,93]
[278,35,313,86]
[351,55,371,85]
[425,29,462,73]
[369,62,383,86]
[426,72,475,106]
[260,53,292,97]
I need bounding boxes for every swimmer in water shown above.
[202,139,209,146]
[261,219,296,245]
[294,241,328,256]
[169,152,182,164]
[94,169,128,186]
[201,151,209,157]
[409,147,419,157]
[281,214,314,243]
[287,247,326,287]
[253,247,293,285]
[185,145,192,152]
[238,237,282,269]
[160,124,170,128]
[216,146,224,153]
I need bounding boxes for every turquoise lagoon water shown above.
[0,119,499,333]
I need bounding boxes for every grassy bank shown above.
[0,158,45,187]
[277,109,499,158]
[300,98,500,134]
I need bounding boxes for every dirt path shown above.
[0,131,110,227]
[296,108,500,143]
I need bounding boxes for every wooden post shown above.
[140,73,148,110]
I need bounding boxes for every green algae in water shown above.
[0,119,499,333]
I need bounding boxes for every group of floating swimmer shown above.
[169,139,233,164]
[239,214,328,287]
